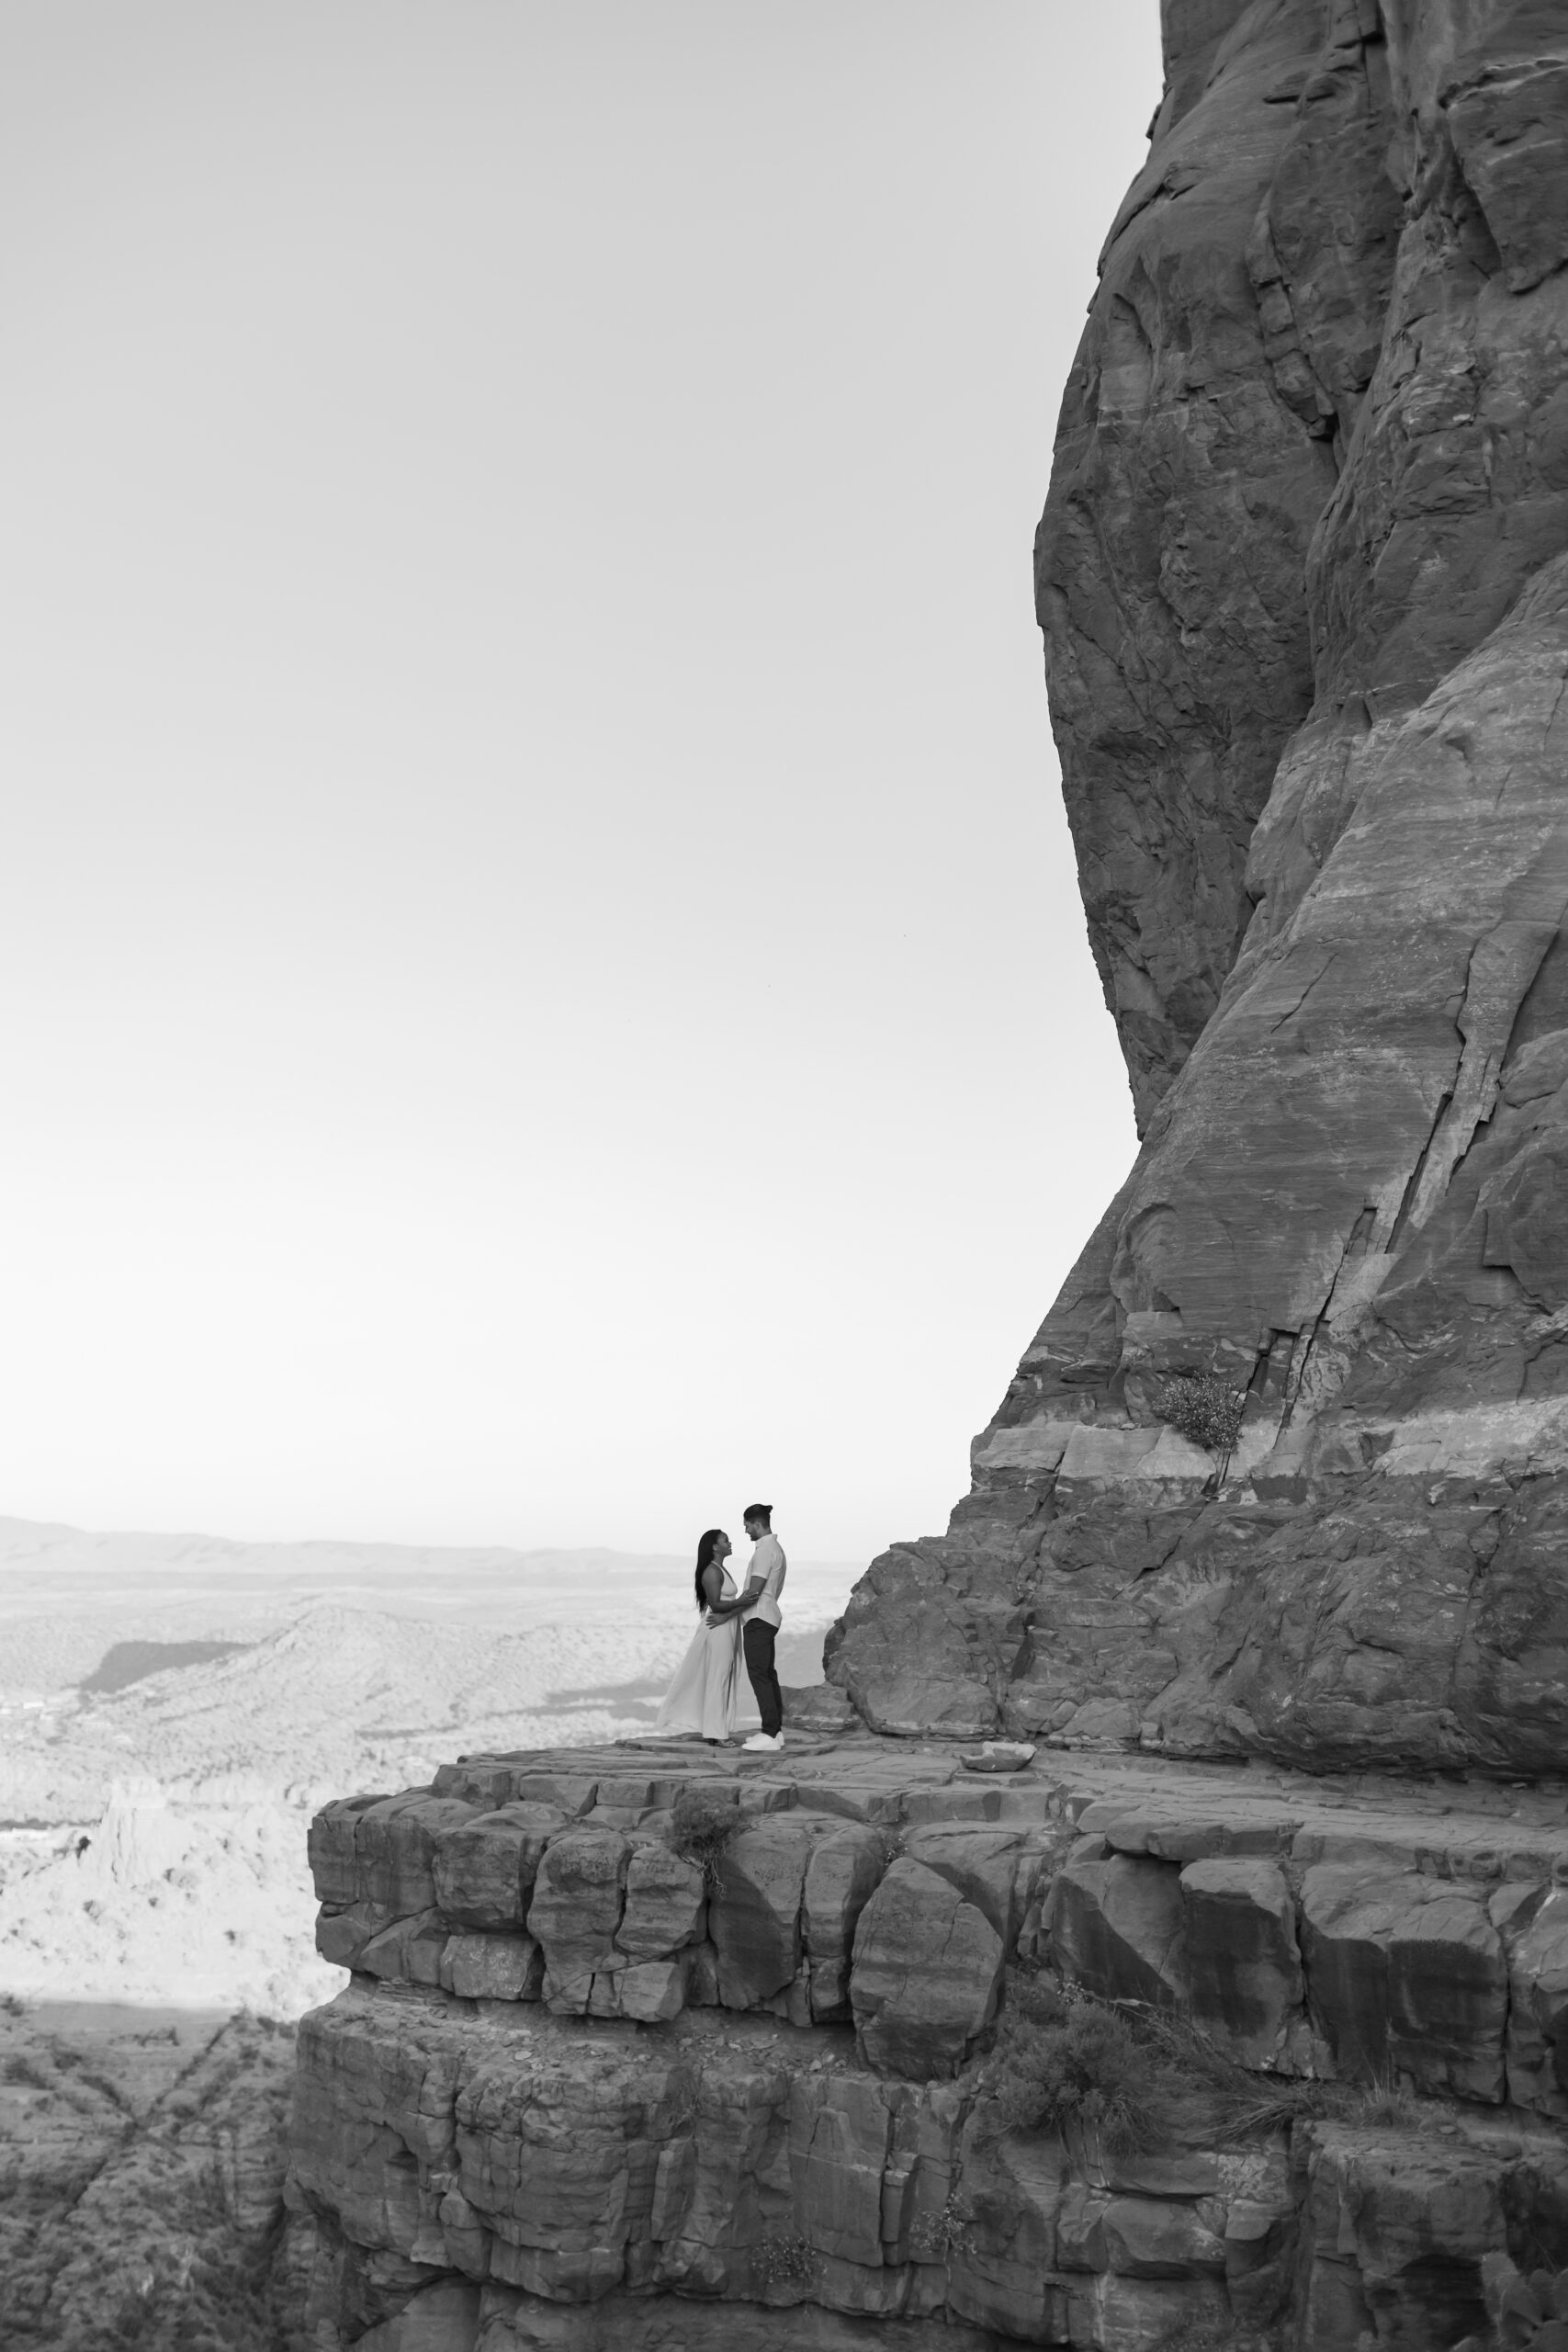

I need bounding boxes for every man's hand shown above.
[709,1577,765,1620]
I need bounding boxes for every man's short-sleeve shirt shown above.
[746,1533,786,1630]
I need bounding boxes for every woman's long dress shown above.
[654,1571,759,1741]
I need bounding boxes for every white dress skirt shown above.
[654,1570,761,1741]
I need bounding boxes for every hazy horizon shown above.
[0,3,1158,1558]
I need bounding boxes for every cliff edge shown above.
[288,1737,1568,2347]
[827,0,1568,1774]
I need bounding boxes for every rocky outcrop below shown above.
[288,1735,1568,2348]
[0,2005,307,2348]
[823,0,1568,1770]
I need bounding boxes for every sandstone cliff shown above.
[280,12,1568,2349]
[288,1736,1568,2348]
[826,0,1568,1774]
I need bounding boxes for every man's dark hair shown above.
[743,1502,773,1527]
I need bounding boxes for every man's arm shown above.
[707,1577,764,1621]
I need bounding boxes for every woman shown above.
[654,1529,759,1743]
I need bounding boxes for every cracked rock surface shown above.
[826,0,1568,1773]
[289,1737,1568,2349]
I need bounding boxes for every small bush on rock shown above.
[976,1974,1336,2151]
[908,2190,971,2264]
[973,1979,1170,2151]
[1154,1373,1246,1469]
[669,1786,741,1893]
[753,2233,820,2291]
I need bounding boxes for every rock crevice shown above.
[831,0,1568,1774]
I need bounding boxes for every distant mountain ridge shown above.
[0,1514,860,1628]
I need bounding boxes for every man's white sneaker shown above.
[742,1732,783,1751]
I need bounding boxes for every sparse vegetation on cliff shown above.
[974,1974,1339,2152]
[752,2233,821,2292]
[973,1978,1169,2149]
[668,1786,742,1892]
[1152,1373,1247,1467]
[0,2008,305,2351]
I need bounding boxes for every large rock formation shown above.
[826,0,1568,1773]
[288,1737,1568,2349]
[284,12,1568,2349]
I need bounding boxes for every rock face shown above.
[288,1736,1568,2350]
[825,0,1568,1775]
[286,12,1568,2346]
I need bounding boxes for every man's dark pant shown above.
[743,1619,784,1737]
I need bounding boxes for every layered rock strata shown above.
[288,1736,1568,2349]
[826,0,1568,1772]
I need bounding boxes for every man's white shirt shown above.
[745,1533,786,1629]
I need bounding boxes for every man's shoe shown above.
[741,1732,783,1751]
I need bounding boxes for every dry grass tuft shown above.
[974,1974,1432,2155]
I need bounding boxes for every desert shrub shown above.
[973,1979,1171,2151]
[669,1786,741,1892]
[975,1977,1338,2153]
[753,2233,820,2290]
[1154,1374,1246,1466]
[908,2189,970,2264]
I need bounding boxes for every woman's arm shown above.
[706,1577,764,1621]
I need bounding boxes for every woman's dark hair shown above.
[694,1529,726,1610]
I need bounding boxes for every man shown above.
[706,1501,786,1751]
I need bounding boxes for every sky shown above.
[0,2,1159,1563]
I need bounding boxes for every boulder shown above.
[615,1844,705,1963]
[1056,2185,1226,2279]
[943,2128,1068,2341]
[709,1816,823,2010]
[433,1805,567,1931]
[608,1958,690,2024]
[849,1859,1003,2079]
[359,1910,449,1989]
[1300,1864,1507,2101]
[780,1683,856,1733]
[824,1544,1004,1739]
[1050,1851,1186,2009]
[317,1900,382,1971]
[1179,1856,1303,2069]
[787,2075,890,2269]
[310,1792,391,1905]
[801,1824,886,2021]
[440,1934,544,2003]
[1500,1886,1568,2118]
[526,1828,631,2015]
[359,1795,481,1917]
[1291,2123,1507,2348]
[901,1822,1051,1949]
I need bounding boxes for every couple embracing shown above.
[654,1503,786,1751]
